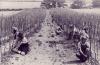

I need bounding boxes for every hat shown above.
[83,26,88,30]
[12,27,18,31]
[81,36,87,41]
[69,24,74,28]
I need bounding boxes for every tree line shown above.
[41,0,100,9]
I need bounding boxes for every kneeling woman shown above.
[13,33,30,55]
[18,33,30,55]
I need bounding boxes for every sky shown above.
[0,0,93,9]
[0,0,57,1]
[0,0,43,2]
[0,0,43,9]
[0,0,92,3]
[0,2,41,9]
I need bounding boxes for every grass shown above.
[50,8,100,61]
[0,8,46,65]
[1,7,100,64]
[0,8,46,43]
[50,8,100,41]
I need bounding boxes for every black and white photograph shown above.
[0,0,100,65]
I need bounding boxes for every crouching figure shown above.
[12,32,30,55]
[76,36,91,62]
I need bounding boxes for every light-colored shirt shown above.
[80,30,89,39]
[21,37,28,44]
[78,40,90,55]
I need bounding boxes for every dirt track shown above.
[2,10,100,65]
